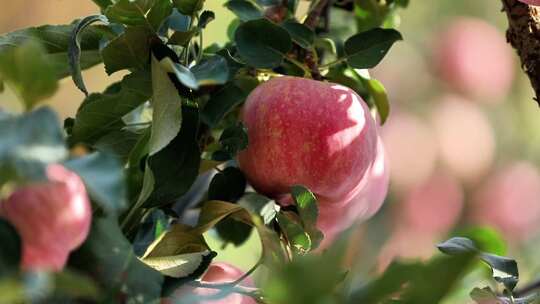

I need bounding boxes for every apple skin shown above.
[432,17,514,102]
[0,164,92,272]
[238,76,378,205]
[317,137,390,247]
[169,262,256,304]
[470,162,540,242]
[519,0,540,5]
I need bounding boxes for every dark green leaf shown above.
[0,219,21,277]
[215,218,252,246]
[51,270,101,301]
[0,40,58,109]
[290,185,323,249]
[217,122,248,159]
[344,28,402,69]
[0,24,104,79]
[173,0,205,15]
[70,217,163,303]
[70,70,152,144]
[237,193,278,225]
[235,18,292,68]
[191,55,229,86]
[281,20,314,49]
[224,0,263,21]
[201,83,247,127]
[277,212,311,255]
[91,0,113,10]
[208,167,246,202]
[105,0,156,26]
[64,152,127,215]
[133,209,170,256]
[144,106,201,207]
[94,129,143,160]
[198,10,215,29]
[438,237,519,292]
[147,0,174,31]
[69,15,109,96]
[102,26,154,74]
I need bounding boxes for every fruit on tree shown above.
[431,95,495,183]
[238,76,378,206]
[317,137,389,247]
[470,162,540,242]
[381,111,437,192]
[432,17,515,102]
[0,164,92,272]
[518,0,540,5]
[169,262,256,304]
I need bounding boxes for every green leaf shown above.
[70,217,163,303]
[0,219,21,277]
[143,106,201,207]
[281,20,314,49]
[105,0,156,26]
[147,0,174,31]
[64,152,127,215]
[214,122,248,160]
[198,10,215,29]
[0,40,58,109]
[224,0,263,21]
[0,107,67,184]
[69,15,109,96]
[235,18,292,68]
[141,223,214,278]
[173,0,205,15]
[438,237,519,292]
[208,167,247,202]
[201,83,247,127]
[149,54,183,155]
[277,212,311,255]
[70,70,152,144]
[237,193,278,225]
[91,0,113,10]
[0,24,104,79]
[102,26,154,74]
[290,185,323,250]
[94,129,143,160]
[215,218,253,246]
[344,28,402,69]
[191,55,229,86]
[364,77,390,124]
[51,270,101,301]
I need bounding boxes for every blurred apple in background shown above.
[381,111,438,192]
[470,162,540,243]
[432,17,515,103]
[431,95,496,183]
[518,0,540,5]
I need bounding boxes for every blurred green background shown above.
[2,1,540,302]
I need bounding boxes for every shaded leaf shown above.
[281,20,314,49]
[235,18,292,68]
[0,219,21,277]
[102,26,154,74]
[277,212,311,255]
[147,0,174,31]
[225,0,263,21]
[105,0,156,26]
[69,15,109,96]
[201,83,247,127]
[173,0,205,15]
[291,185,323,250]
[191,55,229,86]
[64,152,127,215]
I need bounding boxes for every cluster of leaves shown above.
[4,1,534,304]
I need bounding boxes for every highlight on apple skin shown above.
[0,164,92,272]
[168,262,256,304]
[238,76,378,205]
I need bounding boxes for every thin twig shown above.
[304,0,329,30]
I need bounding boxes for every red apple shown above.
[169,262,256,304]
[0,164,92,272]
[470,162,540,242]
[238,76,378,205]
[432,17,515,103]
[317,137,390,247]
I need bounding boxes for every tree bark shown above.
[502,0,540,104]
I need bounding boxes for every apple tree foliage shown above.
[0,0,534,303]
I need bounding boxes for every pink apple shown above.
[431,95,495,183]
[317,137,390,248]
[432,17,515,102]
[519,0,540,5]
[470,162,540,241]
[169,262,256,304]
[0,164,92,272]
[238,76,378,205]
